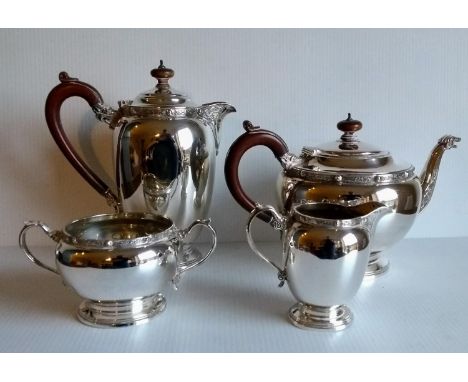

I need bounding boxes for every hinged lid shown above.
[288,114,415,185]
[131,60,193,107]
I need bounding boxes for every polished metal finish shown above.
[287,160,415,185]
[61,212,177,249]
[114,110,231,230]
[275,118,460,277]
[77,294,166,328]
[365,255,389,277]
[278,136,460,277]
[226,115,460,278]
[246,202,389,330]
[110,87,235,230]
[279,176,422,277]
[420,135,461,211]
[105,66,236,230]
[19,213,216,327]
[92,102,117,125]
[288,303,352,331]
[46,62,235,236]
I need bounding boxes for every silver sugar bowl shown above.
[247,202,390,330]
[19,213,216,328]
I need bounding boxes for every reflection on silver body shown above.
[115,116,221,230]
[19,213,216,328]
[280,178,422,276]
[46,62,234,237]
[103,63,235,232]
[275,117,460,277]
[246,202,390,330]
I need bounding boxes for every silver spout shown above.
[419,135,461,212]
[197,102,236,154]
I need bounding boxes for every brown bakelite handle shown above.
[224,120,289,222]
[45,72,119,207]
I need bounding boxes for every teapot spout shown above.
[197,102,236,154]
[419,135,461,212]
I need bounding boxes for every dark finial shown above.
[337,113,362,134]
[151,61,174,83]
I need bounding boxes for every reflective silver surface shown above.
[46,62,235,235]
[275,118,460,277]
[77,294,167,328]
[19,213,216,328]
[104,63,235,232]
[280,178,421,277]
[114,113,232,230]
[246,202,389,330]
[288,303,352,330]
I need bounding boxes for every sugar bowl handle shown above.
[45,72,120,211]
[246,204,287,285]
[18,221,61,275]
[224,121,288,222]
[176,219,217,275]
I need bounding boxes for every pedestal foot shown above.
[288,303,352,330]
[77,293,166,328]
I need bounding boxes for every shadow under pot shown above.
[246,202,390,330]
[226,116,460,278]
[19,213,216,328]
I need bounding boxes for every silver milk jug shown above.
[246,202,390,330]
[45,61,235,231]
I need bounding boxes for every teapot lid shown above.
[290,114,415,185]
[131,60,193,107]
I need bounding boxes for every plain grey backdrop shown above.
[0,29,466,245]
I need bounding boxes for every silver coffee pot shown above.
[45,61,235,231]
[226,116,460,277]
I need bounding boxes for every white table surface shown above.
[1,237,467,352]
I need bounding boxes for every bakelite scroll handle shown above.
[45,72,120,210]
[224,120,289,222]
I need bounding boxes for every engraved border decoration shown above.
[285,165,416,185]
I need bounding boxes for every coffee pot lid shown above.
[293,114,414,184]
[131,60,193,107]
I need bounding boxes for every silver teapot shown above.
[45,61,235,231]
[226,115,460,277]
[247,202,390,330]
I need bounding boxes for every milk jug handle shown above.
[45,72,120,211]
[18,221,60,275]
[224,121,288,223]
[246,204,286,278]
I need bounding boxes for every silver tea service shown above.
[19,212,216,328]
[246,202,390,330]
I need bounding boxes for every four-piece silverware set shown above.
[19,62,461,330]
